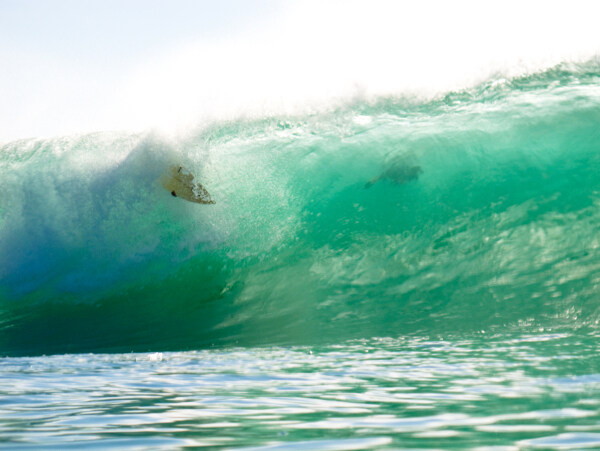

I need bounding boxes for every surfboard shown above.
[161,165,215,204]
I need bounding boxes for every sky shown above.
[1,0,599,142]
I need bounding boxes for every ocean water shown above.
[2,333,600,450]
[1,61,600,449]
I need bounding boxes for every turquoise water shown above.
[1,61,600,448]
[2,333,600,449]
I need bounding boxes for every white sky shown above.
[1,0,599,142]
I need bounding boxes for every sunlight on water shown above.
[1,332,600,449]
[1,1,600,448]
[1,61,600,450]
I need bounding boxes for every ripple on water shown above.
[1,332,599,449]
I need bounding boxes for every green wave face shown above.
[2,62,600,356]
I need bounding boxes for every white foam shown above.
[1,0,599,142]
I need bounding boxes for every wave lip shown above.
[3,2,600,142]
